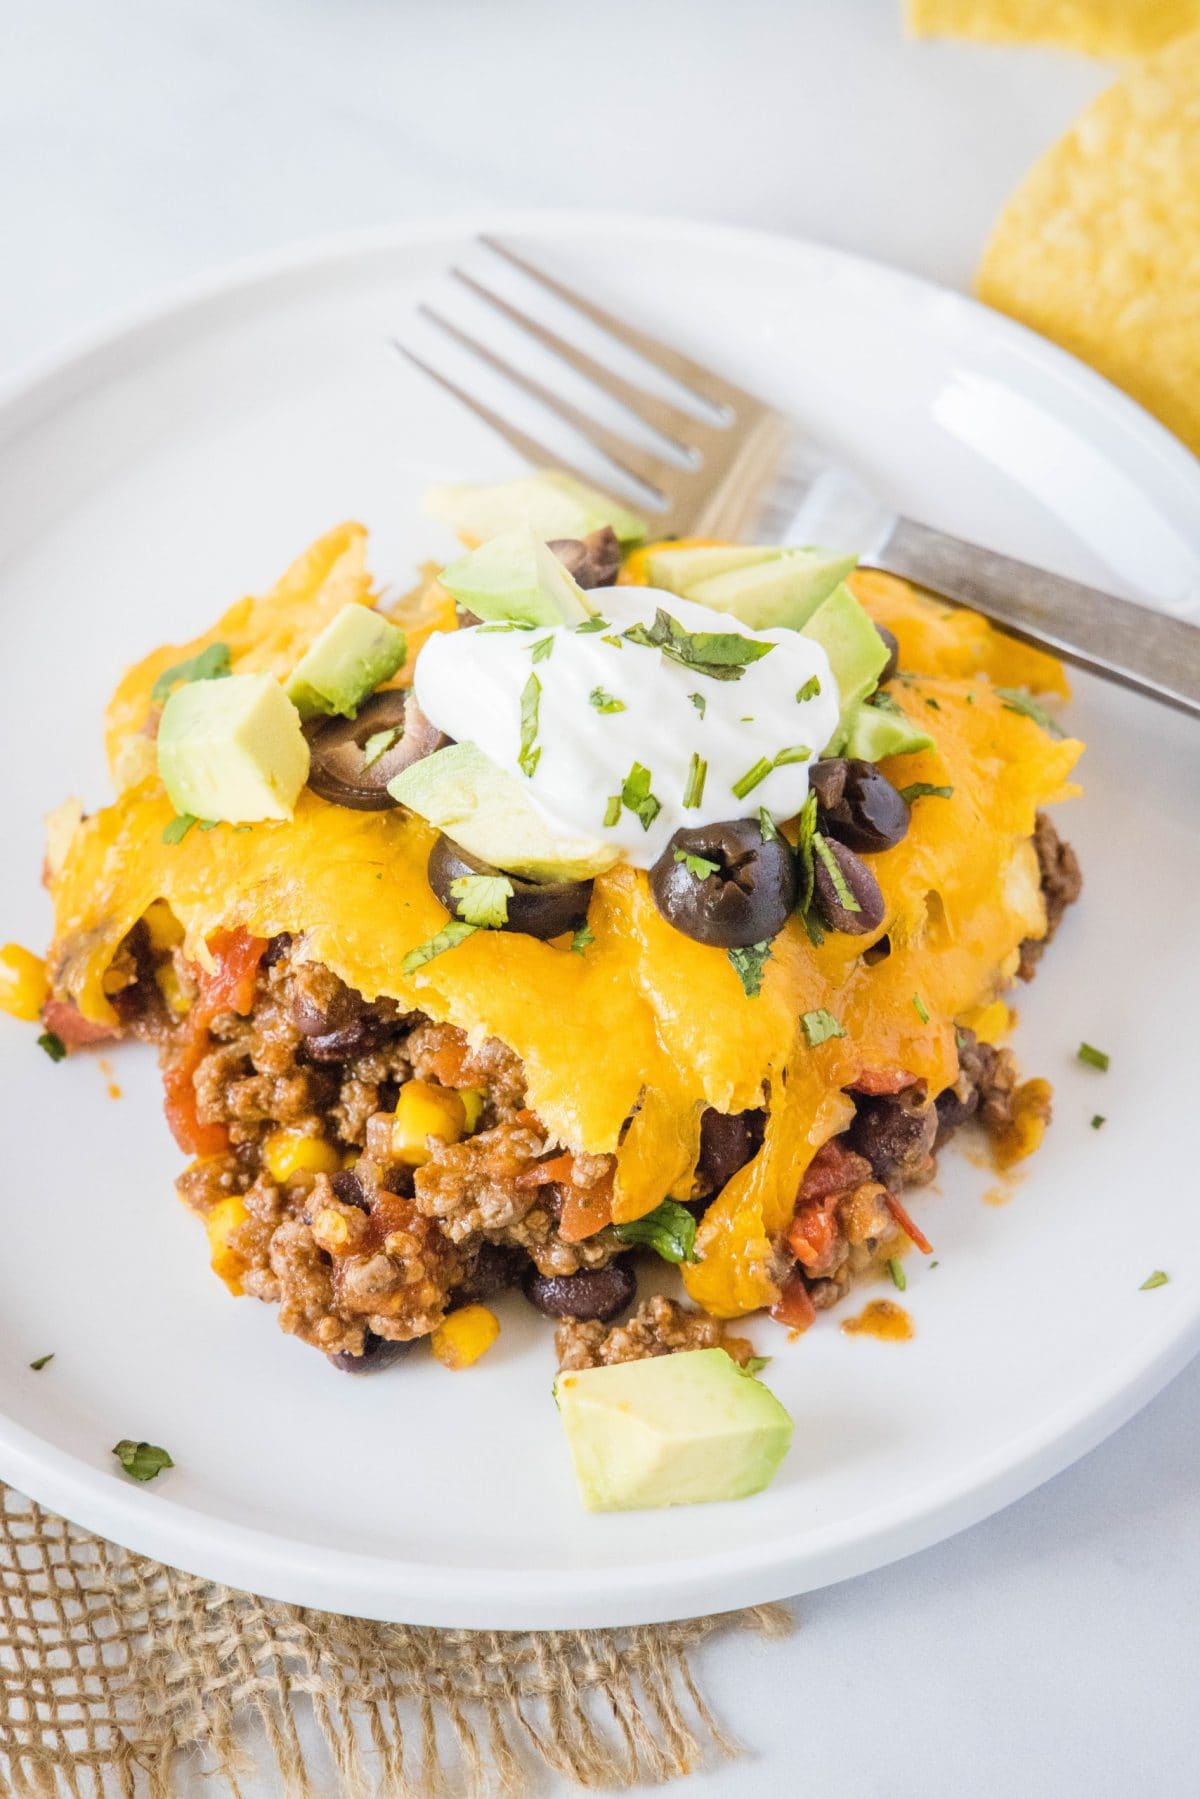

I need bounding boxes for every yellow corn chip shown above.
[906,0,1200,57]
[976,30,1200,455]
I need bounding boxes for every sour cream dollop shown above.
[414,587,838,868]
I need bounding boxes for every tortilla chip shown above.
[976,30,1200,456]
[906,0,1200,57]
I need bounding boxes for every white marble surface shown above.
[3,1,1196,1793]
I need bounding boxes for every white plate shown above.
[0,213,1198,1630]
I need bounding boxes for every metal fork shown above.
[396,238,1200,720]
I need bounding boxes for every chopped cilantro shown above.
[728,941,772,997]
[150,642,231,704]
[801,910,825,947]
[912,991,930,1024]
[869,690,903,715]
[162,813,198,846]
[530,634,555,664]
[574,616,611,634]
[362,727,401,769]
[795,792,818,916]
[113,1440,174,1483]
[925,697,941,711]
[449,874,513,929]
[888,1257,907,1292]
[796,675,822,702]
[612,1199,698,1265]
[812,832,861,913]
[621,762,661,831]
[29,1354,54,1372]
[37,1031,67,1063]
[996,687,1065,737]
[601,633,623,649]
[588,686,625,714]
[603,793,622,828]
[570,923,594,955]
[1078,1042,1110,1072]
[622,608,774,683]
[674,849,719,880]
[682,753,707,810]
[898,783,953,805]
[688,692,707,718]
[758,808,780,842]
[742,1356,770,1376]
[476,621,535,634]
[517,673,542,778]
[401,919,478,974]
[801,1008,846,1047]
[1091,1114,1106,1130]
[731,757,772,801]
[1140,1270,1169,1290]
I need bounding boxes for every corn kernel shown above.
[143,899,184,953]
[961,999,1012,1046]
[263,1130,341,1185]
[459,1087,487,1133]
[0,944,50,1022]
[431,1304,500,1370]
[340,1149,360,1169]
[205,1194,249,1295]
[155,963,191,1017]
[391,1080,466,1166]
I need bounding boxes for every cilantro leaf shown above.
[796,675,822,702]
[912,991,930,1024]
[674,849,719,880]
[801,1008,846,1047]
[622,608,774,683]
[621,762,661,831]
[742,1355,770,1376]
[570,923,594,955]
[682,752,707,810]
[150,642,231,704]
[518,673,542,778]
[588,686,625,714]
[1140,1270,1169,1290]
[612,1199,698,1265]
[531,635,555,664]
[449,874,513,929]
[728,941,772,997]
[574,616,610,635]
[603,793,621,828]
[688,692,707,718]
[37,1031,67,1063]
[888,1257,907,1292]
[996,687,1065,738]
[113,1439,174,1483]
[29,1353,54,1371]
[795,791,818,917]
[1091,1114,1106,1130]
[812,832,861,913]
[898,783,953,805]
[1078,1042,1110,1072]
[401,920,478,974]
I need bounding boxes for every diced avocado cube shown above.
[645,544,783,593]
[800,583,890,750]
[424,470,646,547]
[841,700,934,762]
[688,548,859,631]
[284,603,407,722]
[553,1348,792,1512]
[157,673,309,824]
[438,528,594,628]
[389,741,618,883]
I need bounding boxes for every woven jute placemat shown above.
[0,1485,790,1797]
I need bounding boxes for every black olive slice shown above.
[649,820,796,948]
[306,691,446,811]
[427,836,592,941]
[547,526,622,590]
[812,835,886,935]
[810,758,910,854]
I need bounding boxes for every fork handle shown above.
[877,517,1200,720]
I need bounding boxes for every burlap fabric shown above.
[0,1486,790,1796]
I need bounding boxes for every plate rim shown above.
[2,207,1198,1629]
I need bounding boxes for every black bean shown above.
[875,624,900,684]
[812,835,885,935]
[523,1261,636,1322]
[696,1107,766,1193]
[327,1331,416,1374]
[304,1013,398,1064]
[811,759,910,855]
[849,1090,937,1186]
[330,1168,369,1212]
[452,1242,527,1306]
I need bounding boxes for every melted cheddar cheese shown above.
[46,529,1082,1317]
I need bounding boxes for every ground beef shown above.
[556,1295,757,1372]
[936,1029,1018,1139]
[406,1021,526,1114]
[1018,812,1082,980]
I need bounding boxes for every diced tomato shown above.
[884,1190,933,1255]
[560,1169,615,1243]
[515,1153,577,1190]
[849,1067,919,1097]
[786,1199,839,1270]
[40,997,120,1050]
[798,1139,872,1205]
[771,1272,817,1332]
[195,928,267,1024]
[161,929,266,1156]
